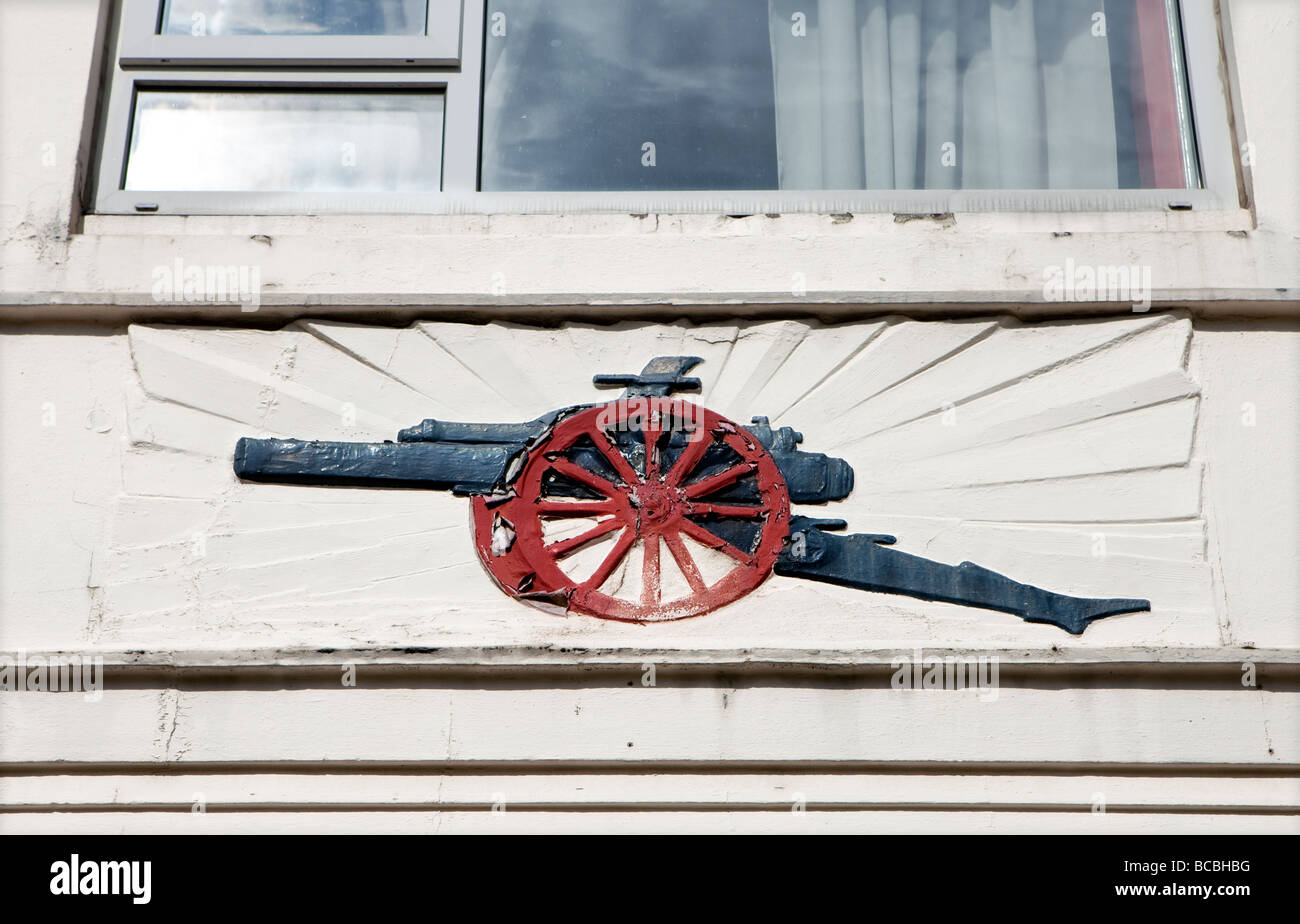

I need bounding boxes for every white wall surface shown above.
[1,316,1297,832]
[0,0,1296,316]
[0,0,1296,832]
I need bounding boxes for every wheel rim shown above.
[472,399,790,622]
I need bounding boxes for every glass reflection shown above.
[124,90,443,192]
[481,0,1195,192]
[161,0,428,36]
[481,0,778,191]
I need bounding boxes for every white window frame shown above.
[92,0,1243,216]
[96,0,478,214]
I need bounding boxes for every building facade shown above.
[0,0,1297,832]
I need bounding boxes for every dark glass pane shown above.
[161,0,428,36]
[481,0,779,191]
[482,0,1195,192]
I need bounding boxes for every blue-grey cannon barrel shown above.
[234,413,855,503]
[398,418,551,444]
[233,437,520,494]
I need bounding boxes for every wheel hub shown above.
[631,480,682,526]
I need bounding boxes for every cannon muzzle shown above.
[747,417,854,503]
[233,437,520,494]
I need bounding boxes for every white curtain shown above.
[769,0,1120,189]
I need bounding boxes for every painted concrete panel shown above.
[6,315,1277,655]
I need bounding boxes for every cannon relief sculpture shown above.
[234,356,1150,634]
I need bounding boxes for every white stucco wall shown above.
[0,0,1296,832]
[1,0,1297,318]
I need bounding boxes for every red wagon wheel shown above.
[472,399,790,622]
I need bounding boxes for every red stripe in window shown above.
[1132,0,1186,188]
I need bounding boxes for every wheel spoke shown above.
[663,529,708,594]
[545,457,617,496]
[665,427,711,487]
[641,536,661,605]
[689,503,767,519]
[642,414,664,482]
[683,462,753,499]
[587,426,640,484]
[583,527,637,590]
[678,518,754,565]
[536,500,618,517]
[545,518,623,559]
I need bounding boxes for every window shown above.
[96,0,470,213]
[483,0,1200,192]
[93,1,1241,214]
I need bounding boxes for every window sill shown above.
[93,187,1242,220]
[5,206,1292,323]
[79,205,1255,238]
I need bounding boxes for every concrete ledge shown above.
[1,296,1298,326]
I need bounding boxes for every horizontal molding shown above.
[3,760,1299,776]
[2,772,1296,813]
[2,810,1294,834]
[1,649,1295,692]
[2,295,1297,326]
[3,687,1295,765]
[7,646,1296,666]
